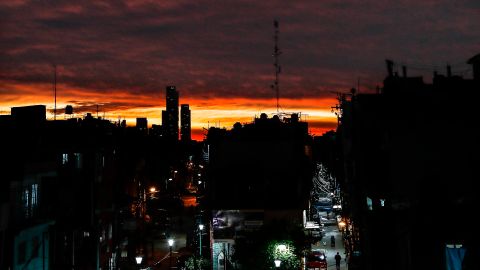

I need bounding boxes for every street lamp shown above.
[198,224,204,256]
[135,255,143,266]
[338,220,347,234]
[168,238,174,269]
[274,244,286,269]
[148,186,158,199]
[277,244,287,252]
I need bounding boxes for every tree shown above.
[231,220,307,269]
[265,240,300,270]
[184,255,210,270]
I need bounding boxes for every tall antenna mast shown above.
[53,64,57,120]
[272,19,282,113]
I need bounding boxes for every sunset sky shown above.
[1,1,479,140]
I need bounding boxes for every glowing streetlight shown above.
[149,187,156,193]
[277,244,287,252]
[135,255,143,265]
[168,238,174,269]
[274,259,281,268]
[338,220,347,232]
[199,224,204,256]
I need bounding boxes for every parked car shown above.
[311,228,324,240]
[307,249,327,270]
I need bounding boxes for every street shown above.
[311,212,347,270]
[144,212,193,270]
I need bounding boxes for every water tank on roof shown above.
[291,113,299,123]
[65,105,73,115]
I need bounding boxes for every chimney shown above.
[402,66,407,78]
[467,53,480,81]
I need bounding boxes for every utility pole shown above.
[53,64,57,120]
[272,19,282,113]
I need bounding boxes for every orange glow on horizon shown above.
[0,82,338,141]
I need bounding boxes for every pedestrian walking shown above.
[335,251,342,270]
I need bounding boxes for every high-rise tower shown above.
[180,104,191,141]
[164,86,179,140]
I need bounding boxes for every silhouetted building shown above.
[161,110,168,136]
[11,105,46,127]
[337,55,480,270]
[205,113,313,267]
[180,104,191,141]
[0,104,204,269]
[164,86,179,140]
[467,53,480,81]
[0,113,119,269]
[150,124,163,137]
[136,117,148,133]
[207,113,312,212]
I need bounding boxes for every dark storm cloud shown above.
[1,0,479,103]
[49,100,156,115]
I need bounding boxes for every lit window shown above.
[74,153,82,168]
[31,184,38,207]
[62,153,68,164]
[22,184,39,218]
[380,199,385,207]
[23,189,30,218]
[366,197,373,211]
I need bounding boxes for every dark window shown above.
[32,236,39,258]
[18,241,26,264]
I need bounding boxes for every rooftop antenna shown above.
[53,64,57,120]
[271,19,282,114]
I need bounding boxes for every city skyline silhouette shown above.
[2,1,479,140]
[1,3,479,269]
